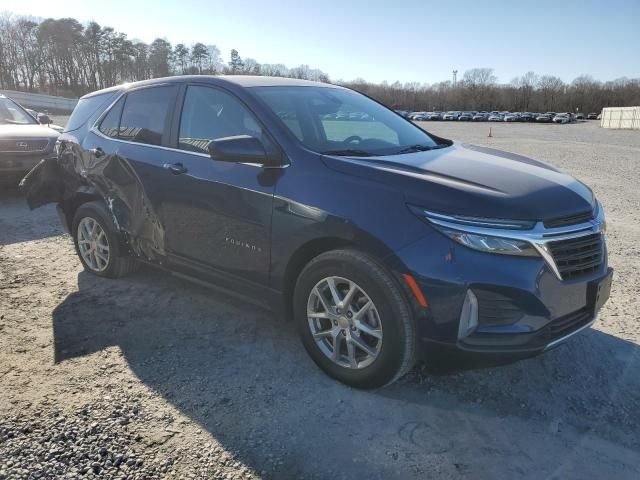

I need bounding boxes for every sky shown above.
[1,0,639,85]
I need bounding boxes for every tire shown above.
[72,201,139,278]
[294,249,416,389]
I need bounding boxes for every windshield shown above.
[251,86,443,156]
[0,97,37,125]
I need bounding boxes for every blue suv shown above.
[22,76,612,388]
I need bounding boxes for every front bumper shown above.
[393,228,612,355]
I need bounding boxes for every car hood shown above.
[0,123,60,139]
[321,143,593,221]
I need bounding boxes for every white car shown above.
[487,114,504,122]
[552,113,574,124]
[442,111,461,120]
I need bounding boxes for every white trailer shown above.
[600,106,640,130]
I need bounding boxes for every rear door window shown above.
[119,86,177,146]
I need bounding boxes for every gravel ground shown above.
[1,121,639,479]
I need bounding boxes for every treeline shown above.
[0,14,329,97]
[1,14,639,113]
[345,69,640,114]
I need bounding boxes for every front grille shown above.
[544,211,593,228]
[544,308,591,337]
[548,233,603,280]
[0,139,50,152]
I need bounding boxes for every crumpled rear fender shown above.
[21,140,166,262]
[20,156,68,210]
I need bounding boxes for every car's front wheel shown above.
[294,249,416,389]
[72,201,139,278]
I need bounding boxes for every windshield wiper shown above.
[321,149,375,157]
[394,144,448,155]
[395,144,435,154]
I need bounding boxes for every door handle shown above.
[90,147,105,158]
[163,162,188,175]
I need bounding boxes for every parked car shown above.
[553,113,575,124]
[487,113,504,122]
[22,76,612,389]
[395,110,410,119]
[410,112,429,121]
[458,111,475,121]
[442,111,461,120]
[472,112,489,121]
[587,112,599,120]
[536,113,554,123]
[426,112,442,120]
[504,113,521,122]
[520,112,536,122]
[18,105,65,132]
[575,113,585,120]
[0,94,59,186]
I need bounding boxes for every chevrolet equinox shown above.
[22,76,613,389]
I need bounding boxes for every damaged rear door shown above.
[92,82,277,287]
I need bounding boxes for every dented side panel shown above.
[24,123,277,286]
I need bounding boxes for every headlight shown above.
[438,228,539,256]
[408,206,540,257]
[594,199,606,234]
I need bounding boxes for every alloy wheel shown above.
[307,276,383,369]
[77,217,110,272]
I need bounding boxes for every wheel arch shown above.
[280,237,358,320]
[60,188,104,232]
[279,235,410,321]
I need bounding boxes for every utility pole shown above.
[452,70,458,88]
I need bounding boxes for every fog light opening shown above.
[458,289,479,340]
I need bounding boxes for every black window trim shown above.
[92,82,179,149]
[91,81,288,168]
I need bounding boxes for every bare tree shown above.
[462,68,497,109]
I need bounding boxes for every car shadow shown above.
[51,269,640,479]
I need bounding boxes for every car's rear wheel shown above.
[72,201,139,278]
[294,249,416,389]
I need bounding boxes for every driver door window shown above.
[178,86,262,154]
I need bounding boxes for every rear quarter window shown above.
[66,91,119,132]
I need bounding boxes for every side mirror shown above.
[208,135,280,167]
[37,113,51,125]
